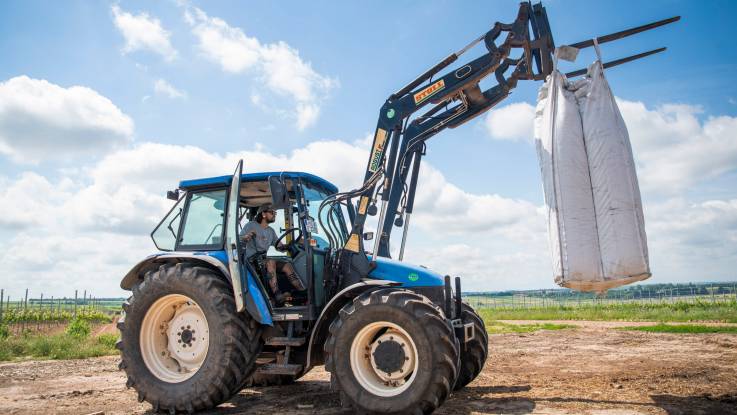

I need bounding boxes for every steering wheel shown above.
[275,227,303,256]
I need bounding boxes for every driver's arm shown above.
[272,228,288,251]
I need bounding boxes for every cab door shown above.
[225,160,246,312]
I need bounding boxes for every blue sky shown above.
[0,0,735,298]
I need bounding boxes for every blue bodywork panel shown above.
[180,171,338,194]
[194,250,273,325]
[369,256,444,287]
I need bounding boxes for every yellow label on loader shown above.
[358,196,370,214]
[413,79,445,104]
[368,128,388,173]
[344,233,361,252]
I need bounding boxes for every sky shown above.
[0,0,736,299]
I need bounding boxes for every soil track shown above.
[1,323,735,415]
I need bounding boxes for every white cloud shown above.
[484,102,535,141]
[412,163,543,239]
[186,9,260,73]
[296,103,320,131]
[154,78,187,99]
[0,138,540,296]
[0,231,154,298]
[185,6,337,130]
[0,76,134,163]
[2,121,736,297]
[111,5,178,61]
[619,100,737,193]
[0,173,71,230]
[404,244,549,291]
[483,98,737,194]
[643,198,737,282]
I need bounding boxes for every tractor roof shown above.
[178,171,338,194]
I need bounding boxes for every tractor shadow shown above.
[140,383,737,414]
[442,388,737,415]
[202,379,344,414]
[200,383,536,414]
[194,383,537,414]
[649,394,737,415]
[441,385,535,414]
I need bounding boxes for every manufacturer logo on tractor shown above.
[413,79,445,105]
[408,272,419,282]
[368,128,388,173]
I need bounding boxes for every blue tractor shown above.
[116,3,677,413]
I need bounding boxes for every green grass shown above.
[0,308,112,325]
[619,323,737,334]
[0,332,119,361]
[477,300,737,323]
[485,320,575,334]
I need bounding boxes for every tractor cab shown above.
[149,163,349,321]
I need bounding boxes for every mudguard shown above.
[120,252,273,325]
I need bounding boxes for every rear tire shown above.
[117,263,261,413]
[453,303,488,390]
[325,288,458,414]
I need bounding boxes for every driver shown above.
[240,204,306,306]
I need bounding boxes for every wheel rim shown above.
[140,294,209,383]
[349,321,419,397]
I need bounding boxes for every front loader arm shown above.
[341,2,554,262]
[323,1,678,283]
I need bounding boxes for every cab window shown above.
[302,182,348,249]
[178,189,226,250]
[151,196,184,251]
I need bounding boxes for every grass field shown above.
[0,332,118,361]
[0,317,118,361]
[485,320,575,334]
[619,323,737,334]
[1,297,734,362]
[477,300,737,323]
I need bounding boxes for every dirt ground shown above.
[1,322,735,415]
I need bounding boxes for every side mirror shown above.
[268,176,289,210]
[166,190,180,201]
[363,232,374,241]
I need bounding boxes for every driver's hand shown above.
[242,231,256,242]
[276,243,287,252]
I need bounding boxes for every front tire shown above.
[325,288,459,414]
[453,303,488,390]
[117,263,261,413]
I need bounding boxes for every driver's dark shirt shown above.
[240,221,277,259]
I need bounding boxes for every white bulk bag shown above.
[534,45,650,292]
[535,70,604,287]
